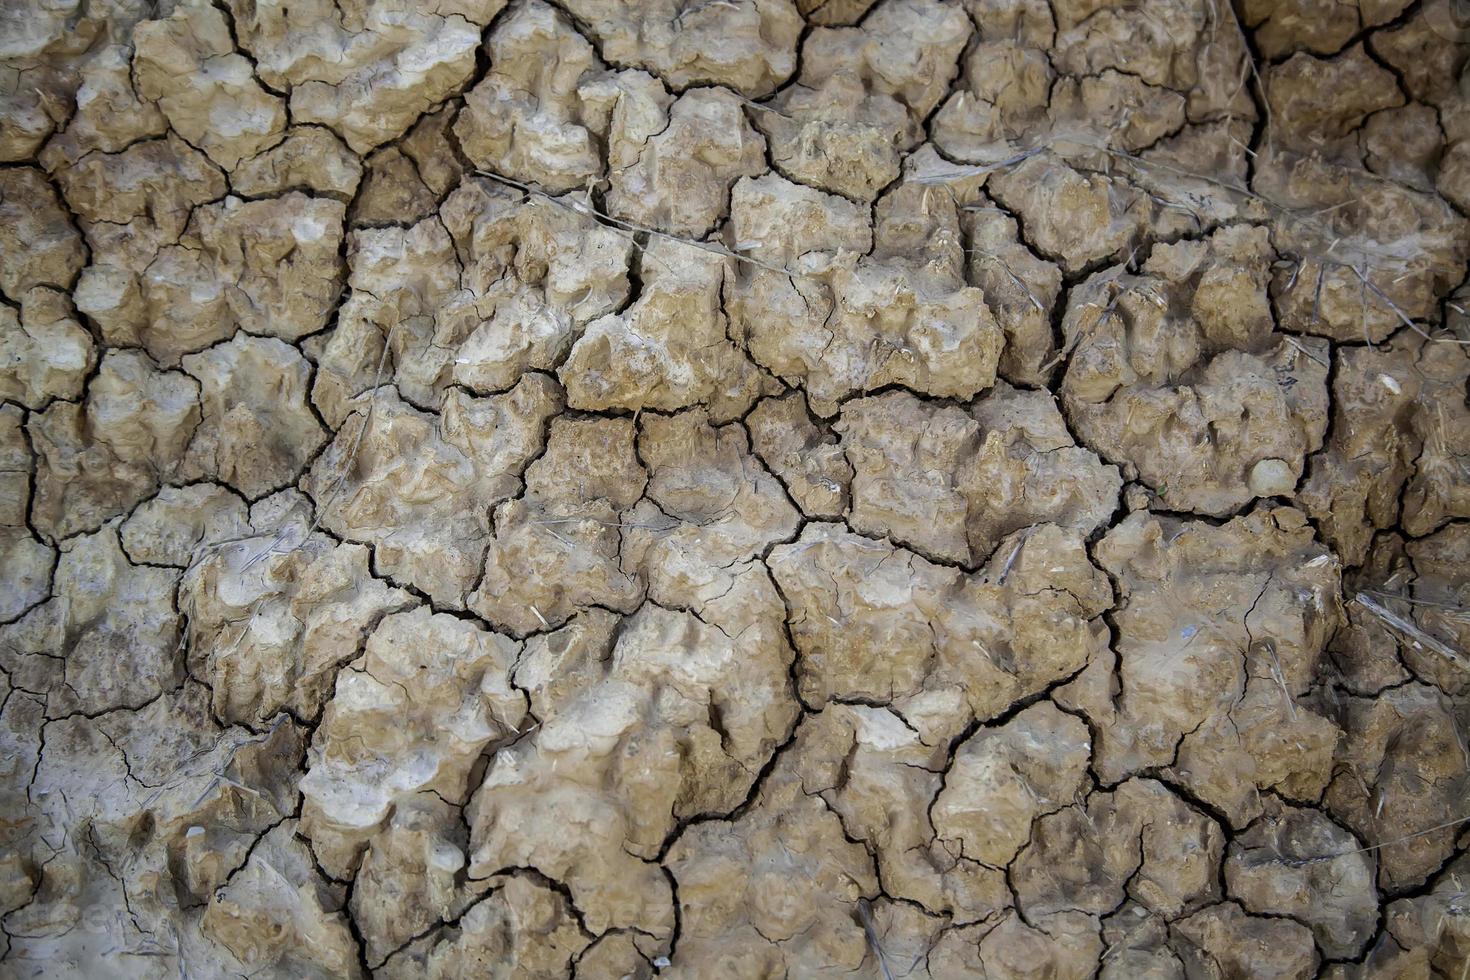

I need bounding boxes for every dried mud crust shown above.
[2,0,1470,977]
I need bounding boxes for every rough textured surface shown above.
[836,383,1120,564]
[1061,226,1330,515]
[727,174,1004,414]
[300,607,527,879]
[1060,507,1343,828]
[3,0,1470,976]
[560,0,801,98]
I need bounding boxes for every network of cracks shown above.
[2,0,1470,976]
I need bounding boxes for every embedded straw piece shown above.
[1352,592,1470,671]
[473,168,814,280]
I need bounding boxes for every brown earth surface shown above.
[2,0,1470,976]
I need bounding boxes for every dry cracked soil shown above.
[2,0,1470,976]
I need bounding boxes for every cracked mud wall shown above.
[2,0,1470,976]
